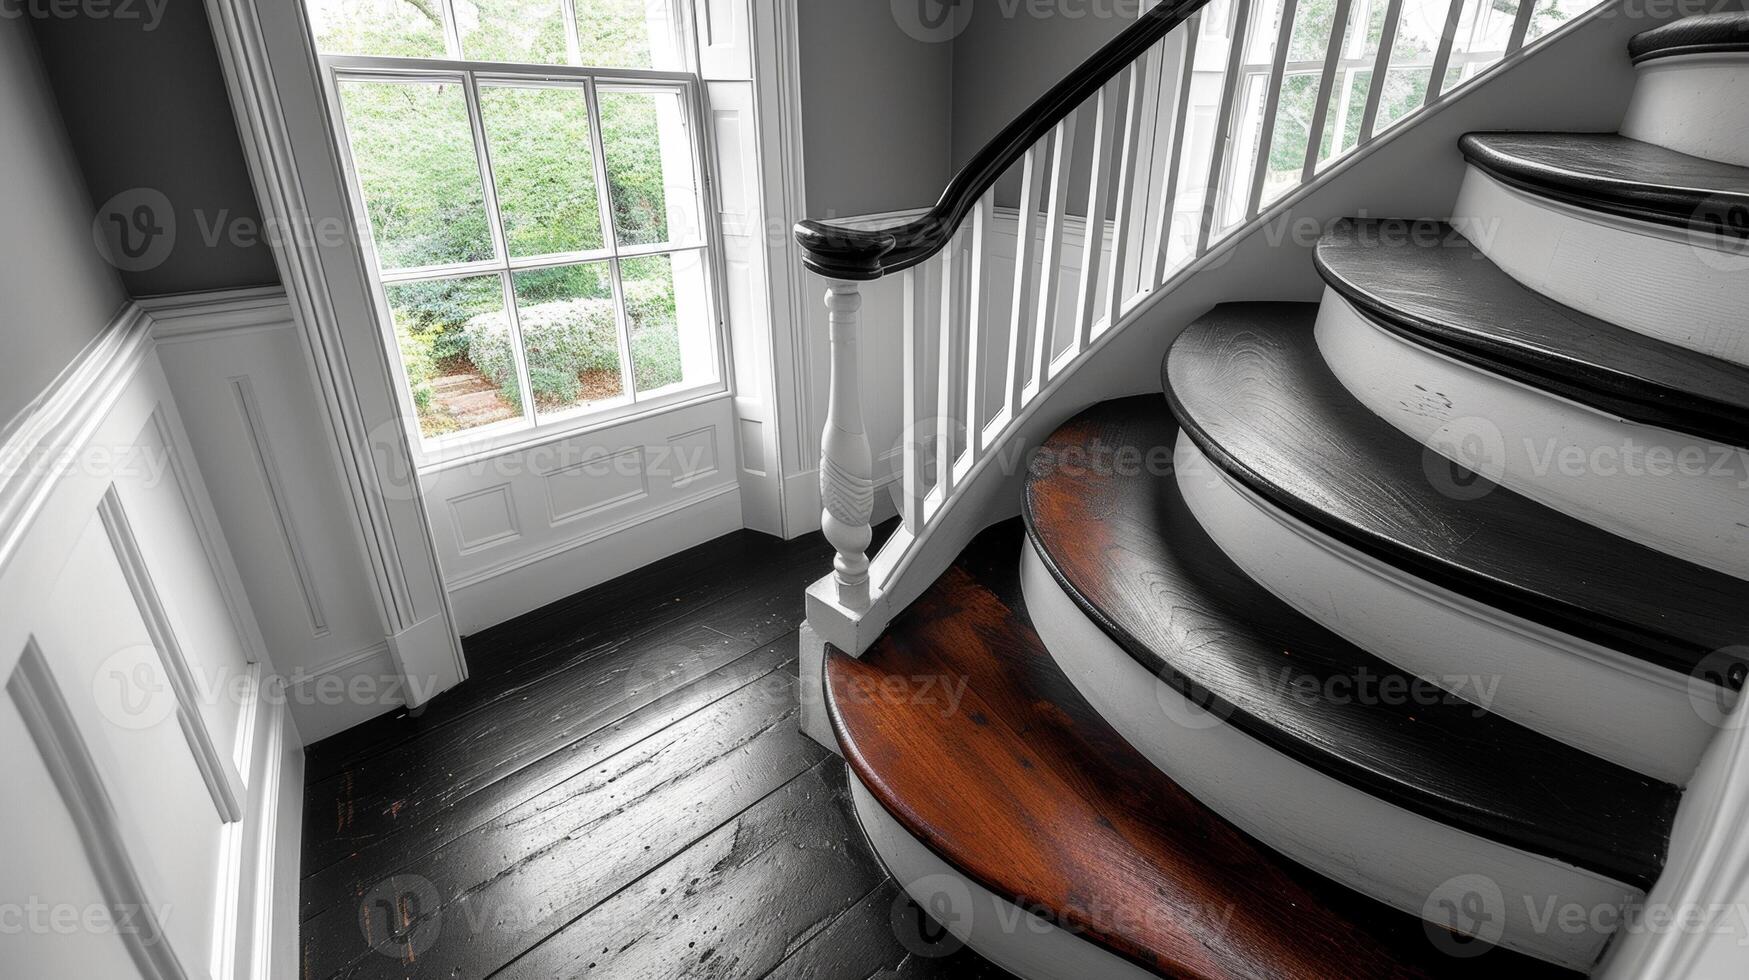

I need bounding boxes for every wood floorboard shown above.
[298,524,979,980]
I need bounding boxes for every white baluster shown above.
[1506,0,1537,54]
[820,282,873,611]
[1072,79,1120,354]
[964,194,994,457]
[901,266,931,532]
[1103,63,1147,332]
[1007,141,1046,419]
[936,229,964,497]
[1152,17,1200,284]
[1199,0,1254,254]
[1031,113,1079,395]
[1424,0,1467,102]
[1303,0,1355,182]
[1358,0,1406,143]
[1247,0,1300,219]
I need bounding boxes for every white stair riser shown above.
[1172,435,1710,785]
[1022,541,1639,972]
[847,776,1157,980]
[1314,290,1749,579]
[1622,55,1749,167]
[1452,167,1749,367]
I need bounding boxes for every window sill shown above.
[415,383,733,476]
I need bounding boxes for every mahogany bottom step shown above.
[825,521,1574,979]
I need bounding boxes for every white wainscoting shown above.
[421,394,743,635]
[146,288,410,743]
[0,301,301,980]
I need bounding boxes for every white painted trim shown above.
[1174,435,1706,784]
[1020,544,1634,972]
[847,773,1159,980]
[0,302,154,578]
[229,375,331,637]
[1452,167,1749,367]
[8,639,190,980]
[1315,291,1749,579]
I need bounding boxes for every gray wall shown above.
[32,0,280,297]
[796,0,1134,218]
[0,18,130,428]
[798,0,956,217]
[949,0,1136,173]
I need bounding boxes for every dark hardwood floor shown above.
[298,525,1013,980]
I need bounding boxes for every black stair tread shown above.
[1315,217,1749,448]
[1630,11,1749,62]
[828,520,1578,978]
[1459,131,1749,236]
[1165,303,1749,683]
[1024,397,1676,891]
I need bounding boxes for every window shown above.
[306,0,721,451]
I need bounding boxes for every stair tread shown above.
[1024,398,1675,889]
[1165,303,1749,681]
[1316,217,1749,447]
[827,520,1575,979]
[1629,11,1749,62]
[1459,131,1749,235]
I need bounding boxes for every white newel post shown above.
[799,280,876,754]
[819,282,874,611]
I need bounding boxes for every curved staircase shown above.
[814,9,1749,979]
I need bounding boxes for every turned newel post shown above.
[820,281,874,611]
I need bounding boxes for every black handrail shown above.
[793,0,1216,281]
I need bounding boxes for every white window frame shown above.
[307,4,730,468]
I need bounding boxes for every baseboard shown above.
[446,482,743,634]
[285,642,406,744]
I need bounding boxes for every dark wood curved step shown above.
[1630,11,1749,63]
[1459,132,1749,237]
[1023,397,1676,890]
[826,520,1576,979]
[1315,217,1749,448]
[1164,303,1749,684]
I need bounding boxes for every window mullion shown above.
[561,0,582,66]
[440,0,463,60]
[463,71,538,424]
[582,77,640,402]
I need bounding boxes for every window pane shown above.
[309,0,446,57]
[455,0,570,64]
[621,251,712,394]
[510,264,627,415]
[575,0,679,69]
[599,88,701,248]
[479,85,605,257]
[385,276,522,438]
[339,79,494,269]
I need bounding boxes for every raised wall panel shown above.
[0,687,151,980]
[666,426,721,487]
[445,485,522,555]
[544,448,649,524]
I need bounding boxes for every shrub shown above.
[462,277,683,408]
